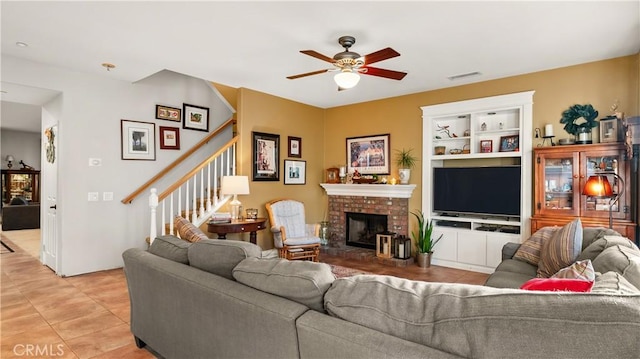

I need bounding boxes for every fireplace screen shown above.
[346,212,388,249]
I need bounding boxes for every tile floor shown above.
[1,230,488,358]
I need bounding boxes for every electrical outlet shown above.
[103,192,114,201]
[88,192,99,201]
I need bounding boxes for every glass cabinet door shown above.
[582,151,627,220]
[538,152,580,216]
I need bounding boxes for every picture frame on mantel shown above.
[182,103,209,132]
[252,131,280,181]
[346,134,390,175]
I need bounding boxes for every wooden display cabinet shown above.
[1,169,40,204]
[531,143,635,239]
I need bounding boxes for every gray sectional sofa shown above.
[123,233,640,359]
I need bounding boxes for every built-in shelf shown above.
[320,183,416,199]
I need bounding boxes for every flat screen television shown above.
[432,166,521,217]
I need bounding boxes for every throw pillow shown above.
[591,244,640,290]
[513,227,557,266]
[148,235,192,264]
[551,259,595,281]
[520,278,593,292]
[591,271,640,295]
[537,219,583,278]
[175,215,208,242]
[577,235,638,262]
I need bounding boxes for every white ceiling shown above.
[1,1,639,132]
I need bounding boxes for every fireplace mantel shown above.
[320,183,416,199]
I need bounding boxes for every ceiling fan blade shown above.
[286,69,329,80]
[361,66,407,80]
[300,50,335,63]
[364,47,400,65]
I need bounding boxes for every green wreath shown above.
[560,104,599,135]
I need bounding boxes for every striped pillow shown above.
[537,219,583,278]
[175,216,208,243]
[513,227,557,266]
[552,259,595,281]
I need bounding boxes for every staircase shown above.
[122,118,238,244]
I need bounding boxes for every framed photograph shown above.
[288,136,302,158]
[183,103,209,132]
[284,160,306,185]
[159,126,180,150]
[346,133,390,175]
[480,140,493,153]
[600,118,618,143]
[499,135,519,152]
[252,131,280,181]
[155,105,181,122]
[121,119,156,160]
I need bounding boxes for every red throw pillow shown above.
[520,278,593,292]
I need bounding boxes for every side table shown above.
[207,218,267,244]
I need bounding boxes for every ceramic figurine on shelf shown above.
[481,122,487,131]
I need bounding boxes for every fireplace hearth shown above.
[346,212,388,249]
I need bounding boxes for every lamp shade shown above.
[334,70,360,89]
[582,175,613,198]
[220,176,250,196]
[5,155,14,162]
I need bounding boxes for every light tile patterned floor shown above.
[1,230,488,358]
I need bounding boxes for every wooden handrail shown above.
[121,117,236,204]
[157,137,238,201]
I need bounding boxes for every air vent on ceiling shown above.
[447,71,481,81]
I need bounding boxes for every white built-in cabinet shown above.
[421,91,534,273]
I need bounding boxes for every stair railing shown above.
[148,136,238,243]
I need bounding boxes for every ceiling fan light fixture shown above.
[334,69,360,89]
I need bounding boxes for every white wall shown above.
[1,130,42,170]
[2,55,234,276]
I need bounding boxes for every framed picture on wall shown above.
[288,136,302,158]
[599,118,618,143]
[155,105,181,122]
[346,134,390,175]
[159,126,180,150]
[252,131,280,181]
[182,103,209,132]
[284,160,306,185]
[121,119,156,160]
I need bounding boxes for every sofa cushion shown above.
[494,258,538,277]
[188,239,262,280]
[592,271,640,294]
[325,275,640,359]
[520,278,593,292]
[577,235,638,262]
[591,244,640,290]
[537,219,582,278]
[148,235,191,264]
[551,259,595,281]
[233,258,334,312]
[483,270,536,289]
[581,227,622,251]
[175,216,208,242]
[513,226,556,266]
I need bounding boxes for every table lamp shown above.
[582,174,624,228]
[220,176,250,220]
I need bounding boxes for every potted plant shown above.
[411,210,443,268]
[395,148,418,184]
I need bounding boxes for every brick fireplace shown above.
[320,184,416,249]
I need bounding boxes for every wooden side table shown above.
[207,218,267,244]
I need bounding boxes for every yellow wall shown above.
[325,55,639,223]
[214,54,639,248]
[233,88,325,248]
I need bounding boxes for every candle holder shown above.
[541,135,556,147]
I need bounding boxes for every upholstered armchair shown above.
[265,199,321,261]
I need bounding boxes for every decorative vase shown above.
[319,221,329,246]
[398,169,411,184]
[417,252,432,268]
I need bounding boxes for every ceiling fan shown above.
[287,35,407,90]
